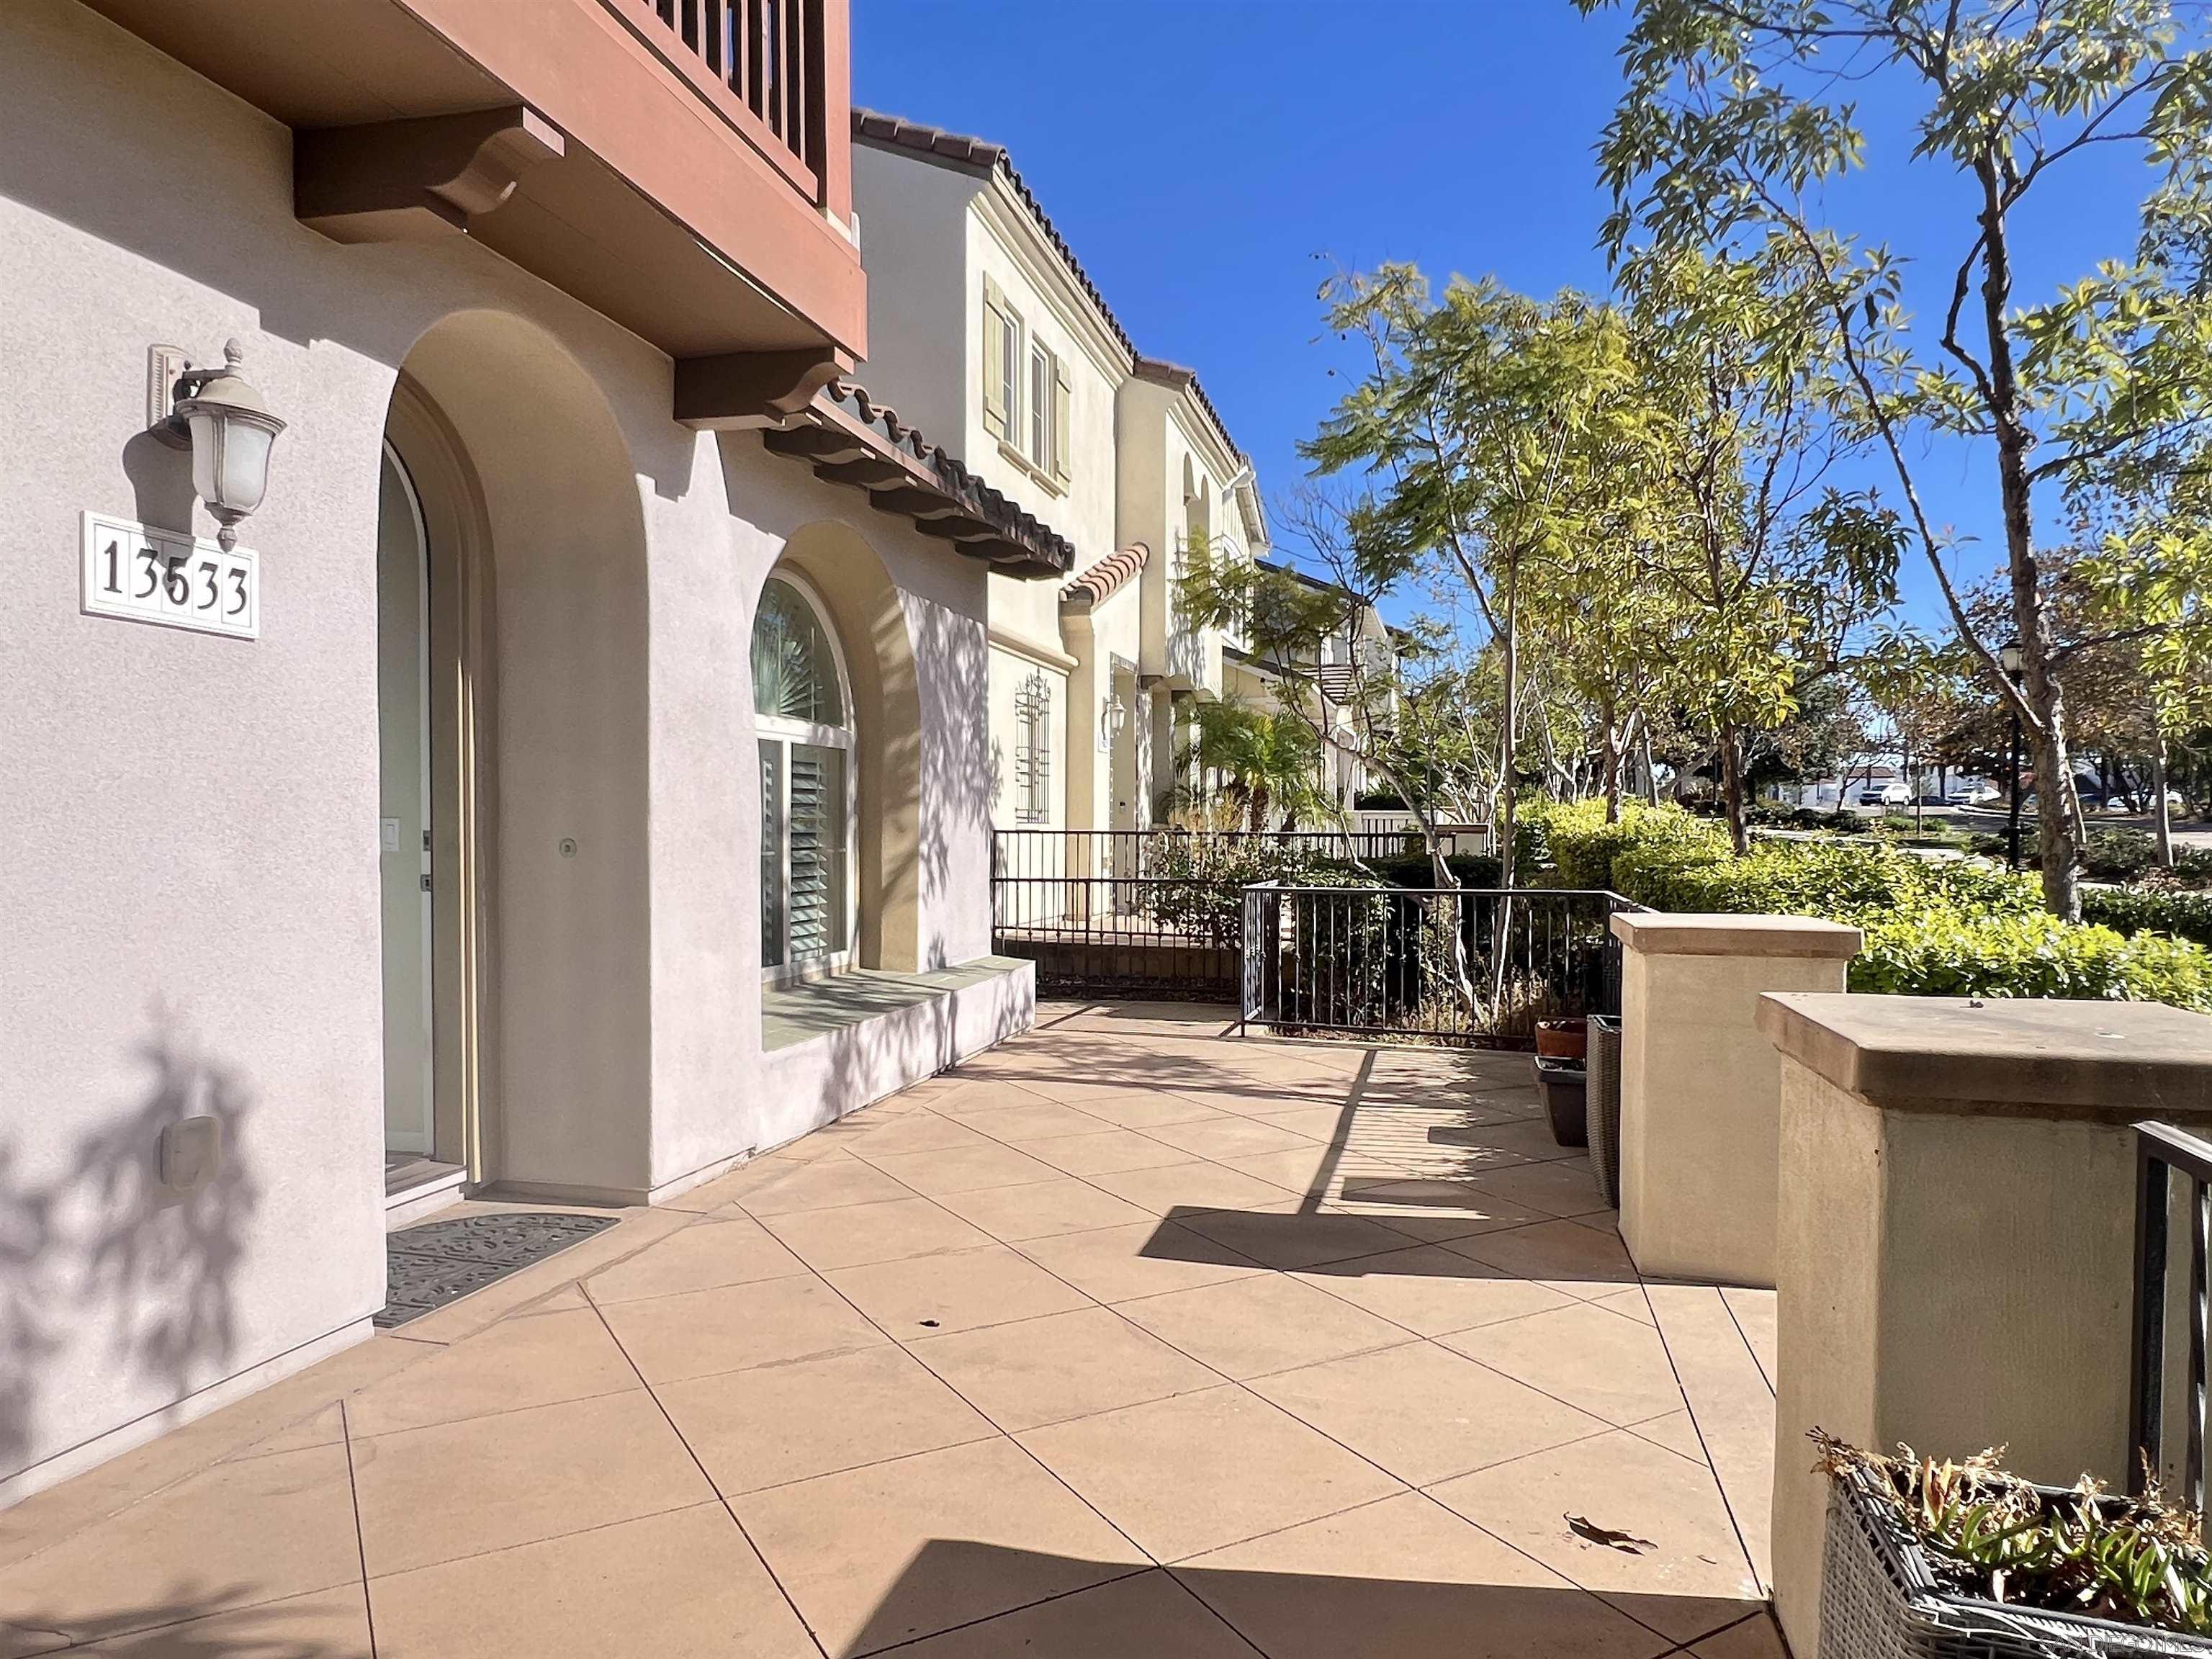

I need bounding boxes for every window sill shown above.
[996,439,1068,498]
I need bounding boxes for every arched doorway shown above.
[376,310,652,1200]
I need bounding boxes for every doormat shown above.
[377,1211,620,1328]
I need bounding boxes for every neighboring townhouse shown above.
[1,0,1070,1504]
[850,111,1267,839]
[1223,559,1398,817]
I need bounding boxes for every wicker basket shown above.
[1587,1015,1622,1208]
[1822,1470,2212,1658]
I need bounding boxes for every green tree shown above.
[1587,0,2212,917]
[1178,699,1326,832]
[1304,270,1660,886]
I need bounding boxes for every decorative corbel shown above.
[295,106,565,244]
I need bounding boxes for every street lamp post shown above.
[2000,639,2025,870]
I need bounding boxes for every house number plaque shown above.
[80,511,259,640]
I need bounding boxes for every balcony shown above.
[86,0,865,409]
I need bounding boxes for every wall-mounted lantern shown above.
[150,340,286,549]
[1102,686,1130,748]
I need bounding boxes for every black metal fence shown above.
[2131,1120,2212,1512]
[1239,884,1637,1046]
[990,829,1428,999]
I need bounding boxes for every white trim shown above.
[972,182,1133,384]
[755,570,858,984]
[987,627,1077,675]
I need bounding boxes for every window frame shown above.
[753,570,858,984]
[1012,669,1053,826]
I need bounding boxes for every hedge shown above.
[2082,886,2212,952]
[1540,804,2212,1013]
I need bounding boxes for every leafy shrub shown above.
[1611,837,2038,926]
[1364,850,1503,890]
[1539,800,1725,891]
[1140,834,1352,944]
[2178,848,2212,888]
[1853,910,2212,1011]
[2083,828,2159,884]
[2084,886,2212,951]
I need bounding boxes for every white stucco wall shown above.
[0,0,1002,1500]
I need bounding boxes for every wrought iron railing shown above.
[989,829,1426,999]
[2131,1120,2212,1511]
[631,0,823,192]
[1240,884,1637,1046]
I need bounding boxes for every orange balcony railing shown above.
[626,0,828,202]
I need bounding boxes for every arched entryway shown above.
[375,310,652,1200]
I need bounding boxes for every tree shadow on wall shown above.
[912,600,997,971]
[0,1002,259,1483]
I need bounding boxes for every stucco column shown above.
[1610,913,1861,1287]
[1757,992,2212,1658]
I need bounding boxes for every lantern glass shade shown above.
[1999,639,2024,676]
[186,406,279,521]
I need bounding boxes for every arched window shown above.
[1012,670,1051,825]
[754,575,855,977]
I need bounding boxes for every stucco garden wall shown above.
[0,0,1002,1501]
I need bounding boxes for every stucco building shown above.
[849,111,1269,838]
[0,0,1066,1504]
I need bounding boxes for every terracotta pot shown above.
[1534,1017,1588,1063]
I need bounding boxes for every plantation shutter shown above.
[981,276,1009,439]
[784,744,847,961]
[1051,356,1071,485]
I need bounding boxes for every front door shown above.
[377,446,436,1156]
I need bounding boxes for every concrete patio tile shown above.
[1592,1287,1658,1326]
[1018,1128,1195,1177]
[369,1502,817,1658]
[1012,1219,1266,1304]
[1460,1159,1613,1220]
[825,1243,1091,1337]
[930,1176,1156,1241]
[859,1141,1063,1197]
[1692,1610,1789,1656]
[667,1146,857,1213]
[1017,1385,1404,1563]
[233,1401,348,1458]
[953,1100,1119,1143]
[1046,1092,1230,1130]
[76,1586,373,1658]
[351,1390,711,1578]
[1251,1341,1611,1486]
[654,1344,996,1495]
[1629,1411,1710,1462]
[908,1306,1222,1431]
[1218,1145,1340,1195]
[1238,1103,1356,1141]
[1168,1083,1354,1118]
[1115,1274,1412,1381]
[1721,1287,1778,1393]
[734,1154,922,1217]
[755,1195,997,1271]
[598,1274,886,1383]
[1449,1115,1592,1164]
[731,1437,1148,1656]
[1175,1206,1421,1271]
[387,1205,690,1346]
[1426,1431,1763,1645]
[575,1213,806,1305]
[344,1306,641,1437]
[824,1110,1001,1157]
[884,1568,1261,1658]
[915,1076,1061,1115]
[1439,1302,1687,1426]
[1449,1218,1642,1289]
[0,1444,362,1648]
[1087,1160,1302,1216]
[1175,1491,1671,1659]
[1293,1247,1581,1336]
[1326,1178,1557,1236]
[993,1071,1194,1109]
[1146,1115,1326,1161]
[1642,1286,1779,1589]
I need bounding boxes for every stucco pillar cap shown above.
[1610,911,1863,959]
[1758,992,2212,1120]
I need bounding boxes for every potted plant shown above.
[1532,1053,1588,1147]
[1814,1430,2212,1658]
[1535,1015,1588,1062]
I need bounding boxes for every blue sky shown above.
[853,0,2158,633]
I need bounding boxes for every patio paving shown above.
[0,1000,1781,1658]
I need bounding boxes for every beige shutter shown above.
[1051,355,1071,485]
[981,276,1008,439]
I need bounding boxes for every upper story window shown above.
[1012,670,1052,824]
[983,275,1071,489]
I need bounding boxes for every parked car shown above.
[1856,782,1910,808]
[1948,785,2000,806]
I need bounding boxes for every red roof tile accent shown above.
[1060,543,1149,608]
